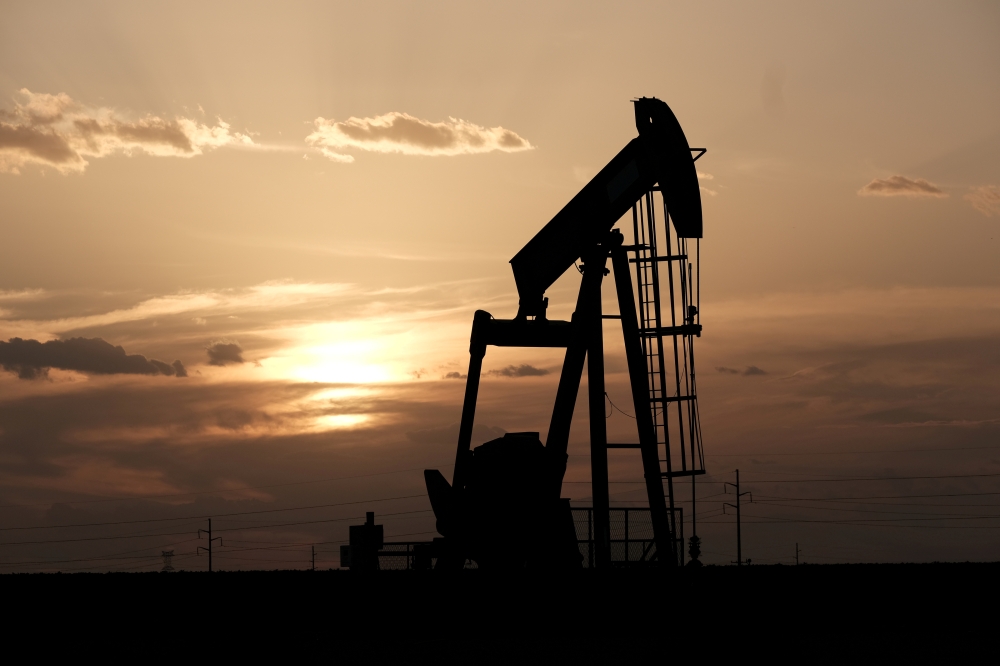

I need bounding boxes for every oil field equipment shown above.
[342,512,384,571]
[424,97,706,569]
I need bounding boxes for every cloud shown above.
[0,337,186,379]
[697,171,717,196]
[0,284,998,568]
[965,185,1000,217]
[716,366,767,376]
[0,280,357,342]
[486,364,549,378]
[405,422,506,446]
[0,89,255,174]
[857,175,947,198]
[305,112,532,162]
[443,371,467,379]
[206,340,244,366]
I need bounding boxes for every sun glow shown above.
[292,341,391,383]
[256,316,464,385]
[313,413,372,429]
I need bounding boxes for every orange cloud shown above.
[305,111,532,163]
[0,89,255,174]
[964,185,1000,217]
[858,175,947,198]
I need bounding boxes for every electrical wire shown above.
[0,493,426,532]
[751,491,1000,502]
[604,392,636,419]
[0,509,432,547]
[0,463,450,510]
[705,445,1000,457]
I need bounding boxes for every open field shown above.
[5,564,993,661]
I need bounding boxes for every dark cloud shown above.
[0,330,998,570]
[486,364,549,378]
[858,175,947,198]
[74,117,194,153]
[443,371,467,379]
[0,337,185,379]
[857,407,942,425]
[206,341,244,366]
[716,366,766,376]
[0,122,79,166]
[405,422,506,446]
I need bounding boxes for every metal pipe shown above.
[452,309,491,489]
[587,262,611,568]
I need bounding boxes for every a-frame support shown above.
[445,229,678,567]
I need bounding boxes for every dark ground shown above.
[3,563,994,662]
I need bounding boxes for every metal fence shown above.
[375,507,682,569]
[572,507,684,568]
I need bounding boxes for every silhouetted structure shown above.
[342,512,384,571]
[197,519,221,572]
[161,550,175,572]
[724,470,752,565]
[425,97,706,569]
[373,506,683,570]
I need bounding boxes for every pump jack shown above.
[424,97,706,569]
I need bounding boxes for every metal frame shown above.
[446,197,705,567]
[426,99,707,568]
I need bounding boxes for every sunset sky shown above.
[1,1,998,571]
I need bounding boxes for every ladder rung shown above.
[640,325,702,338]
[661,469,707,478]
[629,255,688,264]
[652,395,696,404]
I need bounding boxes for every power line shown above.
[0,493,426,532]
[697,518,1000,530]
[715,512,1000,524]
[698,472,1000,484]
[0,509,432,547]
[705,445,1000,457]
[752,491,1000,501]
[565,472,1000,485]
[0,464,450,509]
[0,537,201,568]
[761,499,1000,509]
[747,501,1000,519]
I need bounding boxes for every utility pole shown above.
[311,545,316,571]
[724,469,752,566]
[197,519,222,572]
[796,542,800,566]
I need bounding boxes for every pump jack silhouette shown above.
[425,97,706,569]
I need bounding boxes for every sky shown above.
[0,0,998,571]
